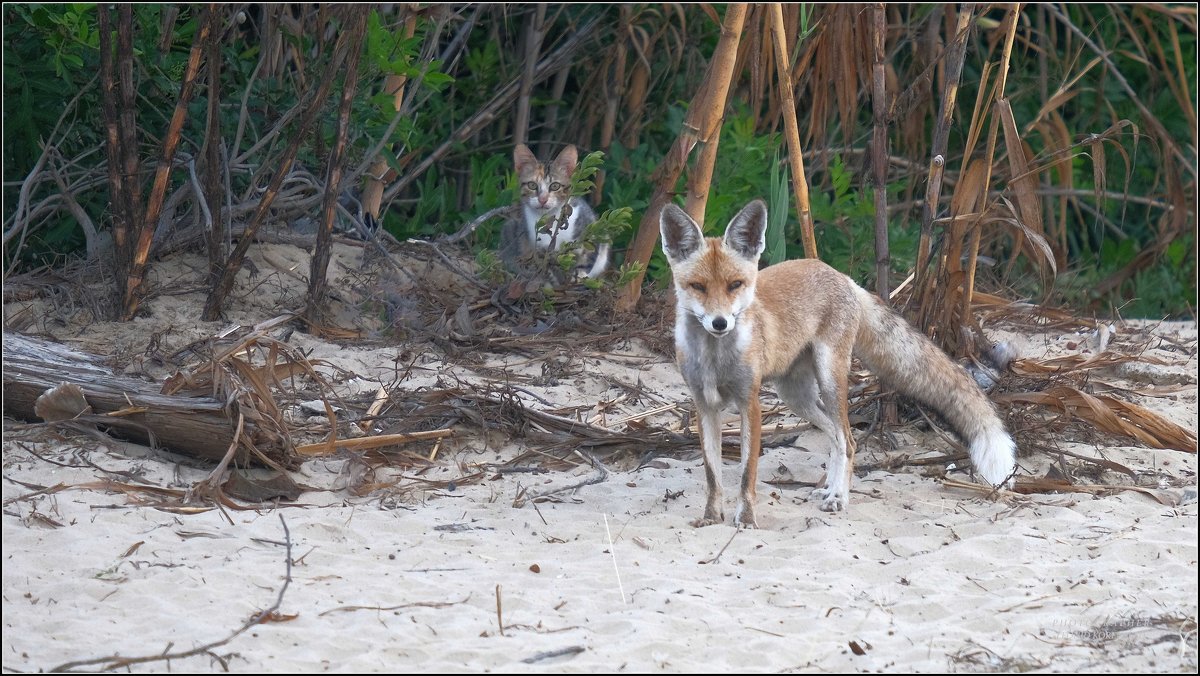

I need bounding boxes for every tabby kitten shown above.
[499,144,610,279]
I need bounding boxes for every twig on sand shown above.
[699,527,740,565]
[48,514,295,673]
[496,584,505,637]
[604,512,626,605]
[512,453,609,507]
[319,597,470,616]
[522,645,586,664]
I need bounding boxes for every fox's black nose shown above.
[712,316,728,331]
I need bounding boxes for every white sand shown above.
[3,244,1196,672]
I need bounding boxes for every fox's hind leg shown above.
[778,345,855,511]
[812,342,856,511]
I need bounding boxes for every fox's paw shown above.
[733,502,758,529]
[813,487,847,512]
[691,506,725,528]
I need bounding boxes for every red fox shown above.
[660,199,1017,528]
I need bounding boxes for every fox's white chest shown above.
[676,312,755,411]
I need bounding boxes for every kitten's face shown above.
[514,144,577,214]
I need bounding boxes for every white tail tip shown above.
[970,429,1017,488]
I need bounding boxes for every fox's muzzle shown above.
[701,314,734,337]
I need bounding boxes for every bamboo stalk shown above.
[913,3,974,319]
[115,5,142,316]
[616,3,748,313]
[122,6,214,320]
[960,4,1021,332]
[870,4,897,424]
[307,7,369,323]
[682,76,722,225]
[203,4,225,287]
[97,5,132,296]
[360,6,419,225]
[870,3,889,300]
[595,5,630,204]
[769,2,817,259]
[513,4,548,146]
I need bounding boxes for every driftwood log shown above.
[3,331,280,465]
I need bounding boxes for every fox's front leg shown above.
[734,385,762,528]
[692,404,725,527]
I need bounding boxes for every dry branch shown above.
[307,7,370,323]
[294,429,455,457]
[122,6,215,320]
[996,385,1197,454]
[769,2,817,259]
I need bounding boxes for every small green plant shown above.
[569,149,605,198]
[765,152,789,266]
[475,248,504,283]
[615,260,646,288]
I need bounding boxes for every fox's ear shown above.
[660,203,705,264]
[514,144,538,175]
[723,199,767,262]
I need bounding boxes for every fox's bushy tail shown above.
[852,286,1016,487]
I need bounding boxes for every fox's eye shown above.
[689,282,707,294]
[524,181,538,191]
[549,182,563,191]
[728,280,743,291]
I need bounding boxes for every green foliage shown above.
[614,261,647,288]
[474,248,504,283]
[550,186,635,285]
[586,206,633,246]
[367,11,442,86]
[954,4,1196,317]
[765,152,789,267]
[1054,231,1197,319]
[2,4,1191,318]
[810,156,889,284]
[569,150,605,198]
[7,3,98,78]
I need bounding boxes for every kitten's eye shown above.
[549,182,563,191]
[523,181,538,191]
[689,282,707,294]
[728,280,743,291]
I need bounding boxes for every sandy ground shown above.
[3,241,1197,672]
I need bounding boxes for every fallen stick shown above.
[48,513,295,673]
[294,428,454,456]
[513,454,609,507]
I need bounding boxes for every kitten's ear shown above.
[513,144,538,175]
[723,199,768,262]
[659,203,705,264]
[551,144,578,176]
